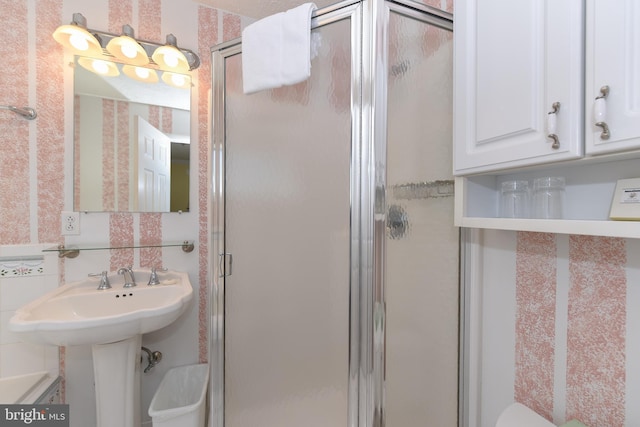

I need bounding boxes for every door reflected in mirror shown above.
[73,55,191,213]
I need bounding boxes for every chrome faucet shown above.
[147,267,161,286]
[117,266,137,288]
[89,271,111,290]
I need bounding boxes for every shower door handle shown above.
[218,253,233,278]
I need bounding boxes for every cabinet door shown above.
[454,0,584,175]
[586,0,640,154]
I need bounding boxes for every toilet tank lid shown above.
[495,403,556,427]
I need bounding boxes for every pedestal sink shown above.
[9,269,193,427]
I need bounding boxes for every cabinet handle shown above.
[594,85,610,140]
[547,102,561,149]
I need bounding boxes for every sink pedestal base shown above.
[92,335,142,427]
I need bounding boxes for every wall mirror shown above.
[73,55,191,213]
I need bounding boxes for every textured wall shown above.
[0,0,243,425]
[477,230,637,427]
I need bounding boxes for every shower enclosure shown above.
[211,1,457,426]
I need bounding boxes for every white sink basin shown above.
[9,269,193,346]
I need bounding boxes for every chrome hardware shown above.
[387,205,409,240]
[218,253,233,278]
[547,102,561,149]
[596,85,609,100]
[89,271,111,290]
[117,266,136,288]
[595,121,610,140]
[141,347,162,373]
[0,105,37,120]
[594,85,610,140]
[56,244,79,259]
[391,180,454,200]
[147,267,167,286]
[182,240,195,253]
[148,268,160,286]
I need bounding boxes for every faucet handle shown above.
[89,271,111,290]
[147,267,167,286]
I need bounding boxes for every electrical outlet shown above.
[61,211,80,235]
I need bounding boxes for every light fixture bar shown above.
[90,28,200,70]
[53,13,200,71]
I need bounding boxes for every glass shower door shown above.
[221,17,353,427]
[384,6,458,426]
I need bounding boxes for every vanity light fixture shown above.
[152,34,190,73]
[161,71,191,89]
[106,25,149,66]
[122,64,159,83]
[53,13,200,71]
[52,13,103,57]
[77,57,120,77]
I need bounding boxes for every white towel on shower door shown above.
[242,3,317,94]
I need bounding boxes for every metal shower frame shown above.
[210,2,453,426]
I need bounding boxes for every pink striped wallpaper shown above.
[109,213,134,271]
[148,105,160,128]
[36,0,65,244]
[567,236,626,427]
[198,5,218,364]
[0,0,239,414]
[515,232,557,421]
[116,102,130,210]
[141,213,163,268]
[512,232,628,426]
[136,0,159,272]
[0,1,636,426]
[141,103,162,267]
[109,0,133,35]
[102,100,116,211]
[108,0,135,275]
[161,107,173,134]
[136,3,160,284]
[0,0,30,244]
[74,96,81,209]
[138,0,161,41]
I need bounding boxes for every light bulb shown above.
[78,57,119,77]
[171,74,186,86]
[152,41,189,72]
[163,52,179,68]
[121,40,139,59]
[69,33,89,51]
[161,71,189,88]
[135,67,150,79]
[92,60,110,74]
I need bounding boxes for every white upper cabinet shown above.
[454,0,584,175]
[585,0,640,154]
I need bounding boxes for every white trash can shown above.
[149,364,209,427]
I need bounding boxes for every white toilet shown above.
[496,403,556,427]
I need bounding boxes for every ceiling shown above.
[194,0,338,20]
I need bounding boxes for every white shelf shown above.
[456,217,640,239]
[455,153,640,238]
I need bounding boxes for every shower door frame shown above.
[210,2,455,427]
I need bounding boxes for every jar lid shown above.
[533,176,565,190]
[501,180,529,192]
